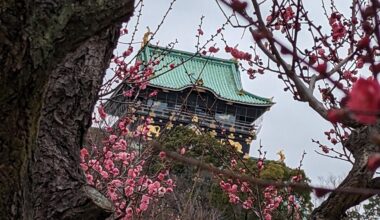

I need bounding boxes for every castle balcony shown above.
[127,102,257,136]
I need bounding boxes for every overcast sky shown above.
[116,0,352,185]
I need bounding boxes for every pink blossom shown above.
[108,187,118,201]
[242,198,253,209]
[117,152,130,164]
[208,46,220,53]
[110,179,123,187]
[148,181,161,194]
[80,163,88,171]
[113,139,127,151]
[220,181,231,191]
[230,159,237,167]
[128,169,137,178]
[159,151,166,160]
[288,195,295,203]
[228,47,252,61]
[347,78,380,124]
[125,207,133,217]
[230,0,248,12]
[139,81,149,90]
[135,165,143,172]
[331,21,346,41]
[266,15,273,23]
[166,179,174,186]
[109,135,118,143]
[139,201,148,211]
[241,182,250,192]
[105,151,113,159]
[122,46,133,57]
[98,105,107,119]
[123,88,134,97]
[228,193,239,204]
[264,213,272,220]
[111,168,120,176]
[158,187,166,197]
[100,171,109,179]
[357,35,370,49]
[125,178,135,186]
[86,174,94,185]
[80,148,89,161]
[275,196,283,204]
[356,58,364,68]
[124,186,134,197]
[180,147,186,155]
[230,184,238,193]
[281,6,294,22]
[257,159,264,170]
[141,194,151,203]
[119,201,126,210]
[104,159,114,171]
[149,90,158,97]
[327,109,344,124]
[157,173,165,181]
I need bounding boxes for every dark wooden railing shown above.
[133,103,256,135]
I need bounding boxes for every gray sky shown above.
[117,0,352,184]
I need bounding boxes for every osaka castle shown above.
[105,44,273,154]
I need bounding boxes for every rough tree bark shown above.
[0,1,134,219]
[311,124,380,219]
[31,26,120,219]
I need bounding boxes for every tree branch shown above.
[312,124,380,219]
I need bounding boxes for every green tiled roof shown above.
[140,45,273,106]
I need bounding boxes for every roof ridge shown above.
[146,44,239,65]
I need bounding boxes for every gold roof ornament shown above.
[166,121,173,130]
[169,114,177,121]
[228,139,243,153]
[249,129,256,136]
[277,150,286,163]
[196,79,204,86]
[141,27,153,48]
[245,137,253,144]
[131,115,137,123]
[187,124,202,135]
[192,115,199,123]
[238,89,245,96]
[228,133,235,139]
[220,139,226,145]
[243,153,250,160]
[209,122,216,129]
[209,130,217,137]
[147,125,160,138]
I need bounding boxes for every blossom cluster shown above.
[81,116,174,219]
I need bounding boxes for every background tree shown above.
[214,0,380,219]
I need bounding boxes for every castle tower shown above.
[105,45,273,154]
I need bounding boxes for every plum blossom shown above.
[347,78,380,124]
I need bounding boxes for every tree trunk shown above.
[0,1,134,219]
[31,26,120,220]
[311,125,380,219]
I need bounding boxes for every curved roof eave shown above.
[148,84,274,107]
